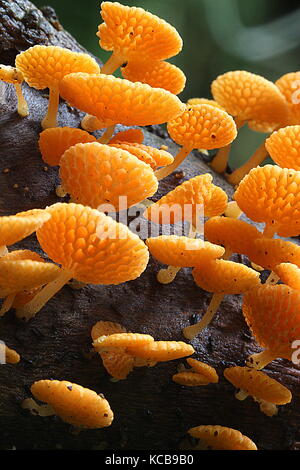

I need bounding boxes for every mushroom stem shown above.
[81,114,100,132]
[258,399,278,417]
[210,119,245,174]
[15,269,73,320]
[183,293,225,339]
[97,125,116,144]
[154,146,193,181]
[100,52,124,75]
[14,82,29,117]
[21,398,56,417]
[265,272,280,285]
[224,201,242,219]
[0,293,16,316]
[226,141,268,186]
[235,389,248,401]
[246,349,277,370]
[251,262,264,272]
[41,87,59,129]
[222,247,233,260]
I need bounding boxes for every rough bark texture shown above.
[0,0,300,451]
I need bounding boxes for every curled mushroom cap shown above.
[0,209,50,248]
[247,238,300,271]
[192,259,260,295]
[187,358,219,383]
[60,73,185,127]
[276,72,300,125]
[110,142,174,169]
[173,358,219,386]
[121,60,186,95]
[243,284,300,365]
[265,125,300,170]
[144,174,228,227]
[188,425,257,450]
[273,263,300,290]
[146,236,225,268]
[211,71,289,128]
[186,97,225,110]
[0,249,44,263]
[234,165,300,237]
[108,128,144,145]
[30,380,113,429]
[131,340,195,362]
[97,2,183,70]
[59,142,158,210]
[38,127,97,166]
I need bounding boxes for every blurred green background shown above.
[32,0,300,168]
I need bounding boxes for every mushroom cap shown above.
[234,165,300,237]
[224,366,292,405]
[172,371,210,386]
[146,235,225,267]
[4,345,20,364]
[0,209,50,247]
[109,128,144,144]
[39,127,97,166]
[0,65,23,84]
[144,174,228,225]
[167,104,237,150]
[91,320,126,341]
[265,125,300,170]
[36,203,149,285]
[59,142,158,210]
[242,284,300,359]
[0,259,61,297]
[211,70,289,127]
[93,333,155,354]
[188,425,257,450]
[276,72,300,125]
[97,1,183,62]
[15,45,100,90]
[273,263,300,290]
[186,97,225,110]
[30,380,113,429]
[121,60,186,95]
[204,216,263,255]
[110,142,174,169]
[192,259,260,294]
[59,73,185,126]
[132,341,195,362]
[0,249,44,262]
[186,358,219,383]
[247,238,300,271]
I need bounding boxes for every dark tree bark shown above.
[0,0,299,451]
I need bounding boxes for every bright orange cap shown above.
[36,203,149,285]
[234,165,300,237]
[93,333,154,354]
[60,73,185,126]
[0,249,44,263]
[146,235,224,267]
[192,259,260,294]
[0,209,50,247]
[211,70,289,129]
[243,284,300,361]
[167,104,237,150]
[188,425,257,450]
[97,2,183,62]
[121,60,186,95]
[30,380,113,428]
[273,263,300,290]
[110,142,174,169]
[59,142,158,210]
[265,125,300,170]
[186,358,219,383]
[38,127,96,166]
[109,128,144,145]
[172,371,211,386]
[91,320,127,341]
[276,72,300,125]
[4,345,20,364]
[132,340,195,362]
[247,238,300,271]
[0,65,23,84]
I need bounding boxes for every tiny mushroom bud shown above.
[97,1,183,75]
[15,45,100,129]
[172,358,218,386]
[265,125,300,170]
[187,425,257,450]
[224,366,292,417]
[0,65,28,117]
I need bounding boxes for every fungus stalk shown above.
[246,349,277,370]
[224,201,242,219]
[210,119,245,174]
[97,125,116,144]
[100,52,124,75]
[0,294,16,316]
[227,141,269,186]
[155,146,194,181]
[183,293,225,340]
[41,87,60,129]
[16,269,73,320]
[14,82,29,117]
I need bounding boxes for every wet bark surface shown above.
[0,0,300,451]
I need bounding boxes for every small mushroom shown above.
[15,45,100,129]
[273,263,300,290]
[0,344,20,364]
[154,104,237,181]
[224,366,292,417]
[15,203,149,319]
[109,142,174,170]
[172,358,218,386]
[108,128,144,145]
[97,1,183,74]
[265,125,300,170]
[187,425,257,450]
[242,284,300,369]
[22,380,113,429]
[183,259,260,339]
[0,65,28,117]
[276,72,300,125]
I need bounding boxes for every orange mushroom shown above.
[234,165,300,238]
[0,65,28,117]
[15,203,149,319]
[22,380,113,429]
[242,284,300,369]
[108,128,144,145]
[246,238,300,272]
[172,358,218,386]
[0,344,20,364]
[265,125,300,170]
[109,142,174,170]
[273,263,300,290]
[121,60,186,95]
[59,142,158,210]
[187,425,257,450]
[97,1,183,75]
[224,366,292,417]
[183,259,260,339]
[15,45,100,129]
[276,72,300,125]
[155,104,237,181]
